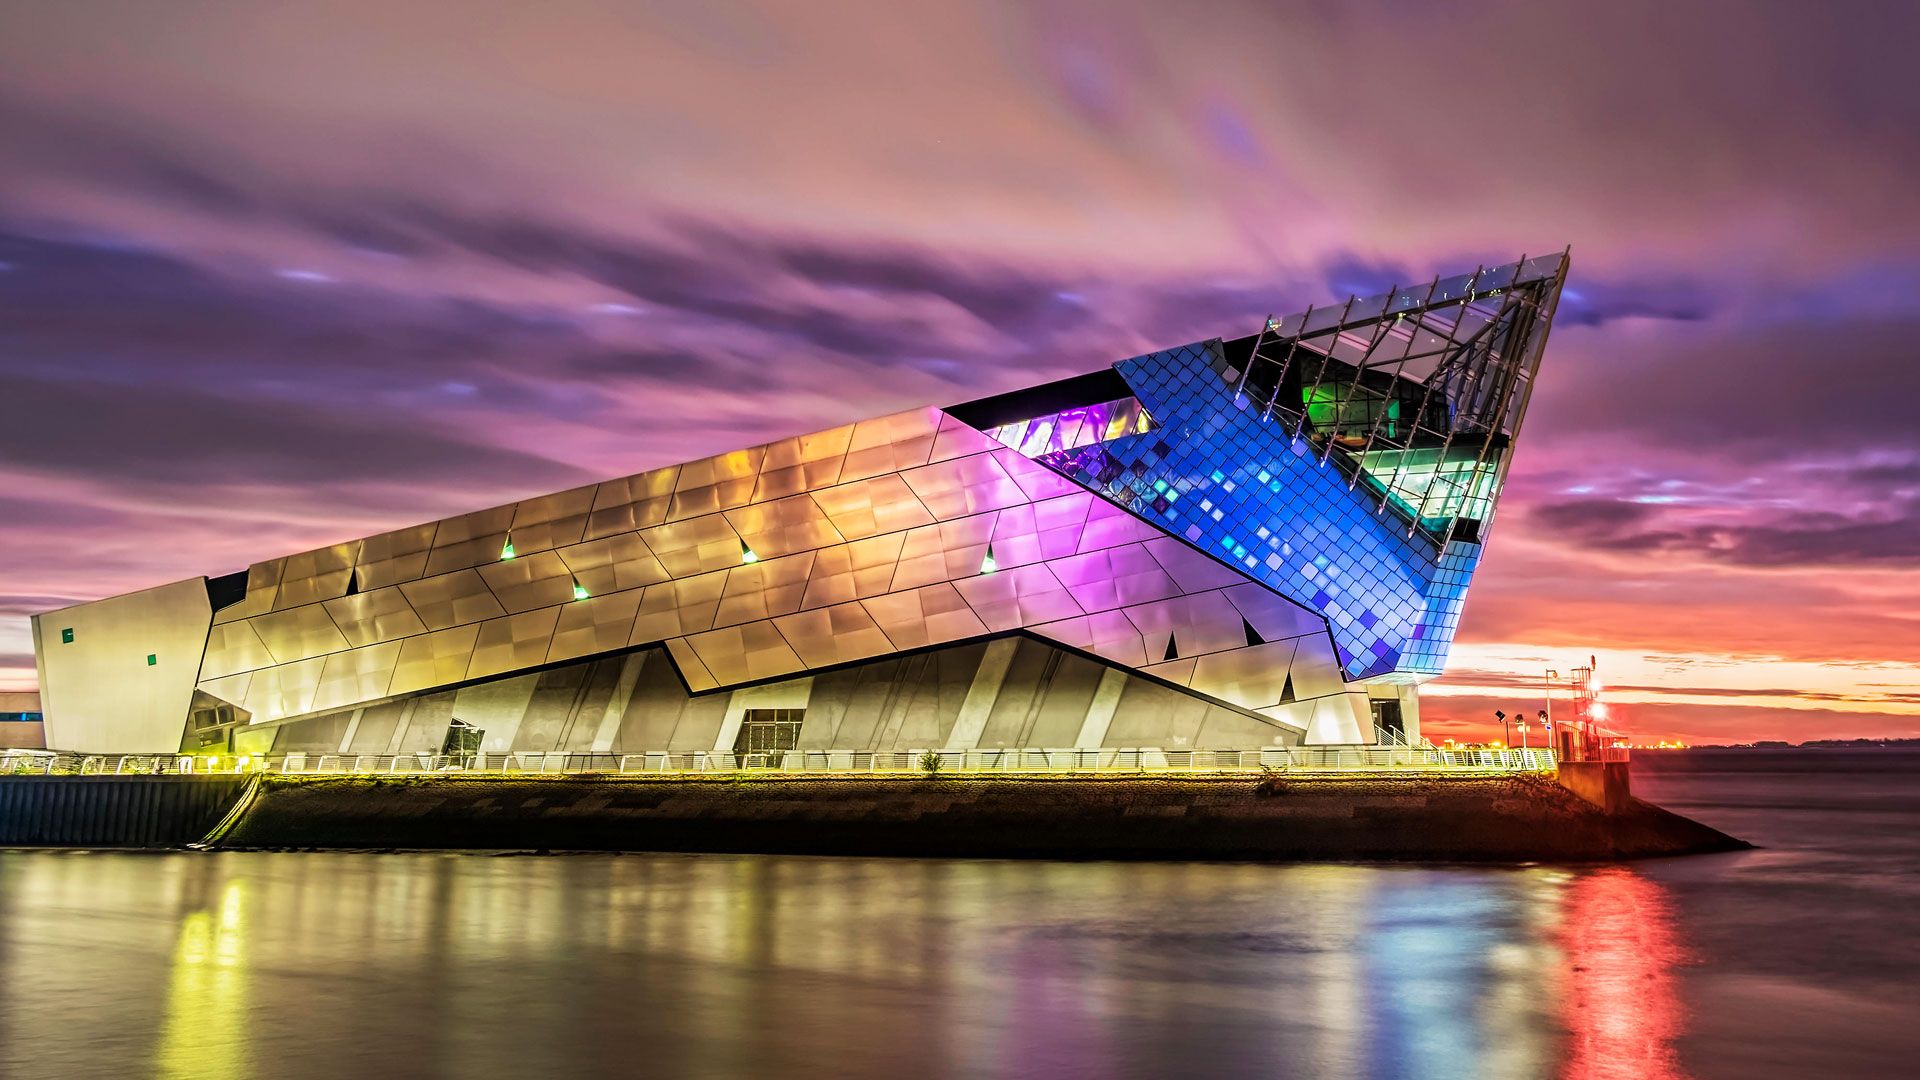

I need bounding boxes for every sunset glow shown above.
[1,2,1915,746]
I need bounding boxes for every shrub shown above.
[918,750,945,777]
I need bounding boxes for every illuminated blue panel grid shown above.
[1040,340,1477,680]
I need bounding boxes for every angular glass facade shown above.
[1030,255,1565,680]
[32,256,1566,754]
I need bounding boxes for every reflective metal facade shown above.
[34,256,1564,753]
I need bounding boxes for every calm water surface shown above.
[1,749,1915,1079]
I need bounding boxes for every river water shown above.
[0,749,1914,1079]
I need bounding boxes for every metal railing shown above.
[3,746,1558,778]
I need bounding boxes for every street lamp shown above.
[1493,709,1509,747]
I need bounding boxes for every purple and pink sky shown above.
[2,2,1916,744]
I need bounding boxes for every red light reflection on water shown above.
[1559,867,1687,1080]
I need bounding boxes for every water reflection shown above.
[1558,867,1686,1080]
[159,877,249,1080]
[0,852,1689,1080]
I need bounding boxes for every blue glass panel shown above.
[1040,340,1494,680]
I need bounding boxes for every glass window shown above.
[733,708,805,758]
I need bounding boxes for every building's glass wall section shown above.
[1033,255,1566,680]
[1240,255,1563,543]
[985,397,1154,458]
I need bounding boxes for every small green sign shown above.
[147,654,158,666]
[61,628,74,644]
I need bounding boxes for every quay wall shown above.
[0,776,251,846]
[1,773,1746,860]
[214,773,1740,861]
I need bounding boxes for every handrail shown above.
[0,746,1559,777]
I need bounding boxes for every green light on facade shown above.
[500,535,517,560]
[60,628,74,644]
[147,654,157,666]
[979,543,997,574]
[571,579,590,601]
[740,541,759,564]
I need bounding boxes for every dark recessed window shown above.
[734,708,804,759]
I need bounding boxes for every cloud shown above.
[1524,492,1920,569]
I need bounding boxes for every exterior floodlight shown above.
[740,541,759,564]
[980,543,998,574]
[500,535,517,560]
[571,579,590,601]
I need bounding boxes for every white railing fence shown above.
[2,746,1558,777]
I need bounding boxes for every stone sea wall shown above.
[205,774,1745,861]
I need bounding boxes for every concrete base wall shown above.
[1557,761,1633,815]
[0,776,250,846]
[212,774,1747,861]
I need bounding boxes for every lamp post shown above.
[1493,709,1509,747]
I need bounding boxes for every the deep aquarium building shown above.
[33,256,1567,758]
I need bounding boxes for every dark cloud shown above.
[1553,279,1714,327]
[1527,496,1920,568]
[0,371,589,493]
[1530,315,1920,463]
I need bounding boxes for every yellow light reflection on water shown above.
[157,879,248,1080]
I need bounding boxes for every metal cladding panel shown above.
[629,572,727,643]
[508,485,595,555]
[640,514,746,578]
[269,542,361,611]
[355,523,439,591]
[713,551,816,625]
[387,625,482,698]
[586,465,678,539]
[773,603,895,669]
[858,582,989,651]
[797,533,904,611]
[723,494,846,559]
[310,641,401,715]
[668,448,765,521]
[422,506,515,577]
[477,551,579,613]
[200,620,278,681]
[246,655,326,720]
[187,403,1358,733]
[810,473,936,540]
[323,587,429,649]
[548,590,643,664]
[211,562,281,625]
[466,607,563,682]
[1188,638,1301,711]
[753,425,853,501]
[399,569,506,631]
[684,621,806,685]
[250,603,352,665]
[555,532,670,595]
[839,408,941,482]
